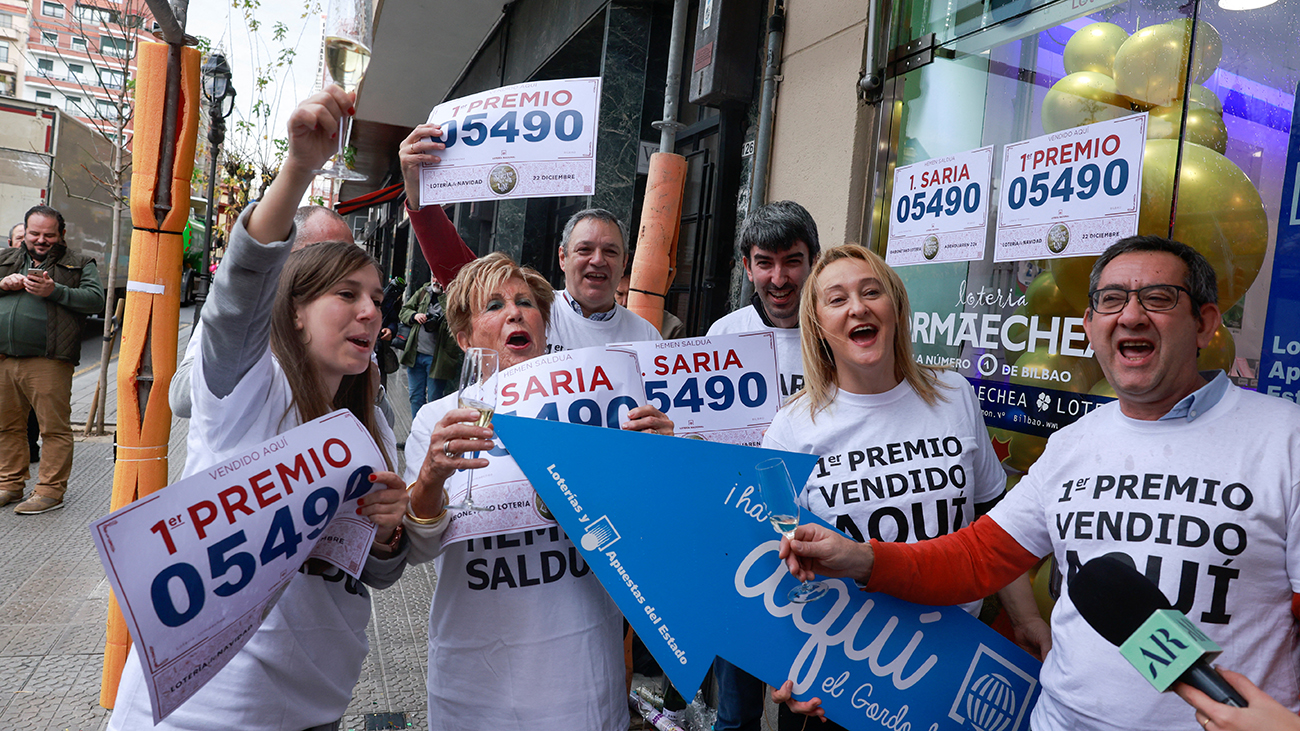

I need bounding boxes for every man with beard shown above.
[705,200,819,731]
[0,205,105,514]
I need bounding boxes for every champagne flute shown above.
[314,0,372,181]
[756,458,828,603]
[447,348,499,512]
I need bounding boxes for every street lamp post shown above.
[194,51,236,324]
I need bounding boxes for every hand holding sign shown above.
[399,122,447,210]
[92,411,389,722]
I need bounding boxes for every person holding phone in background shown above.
[0,205,105,514]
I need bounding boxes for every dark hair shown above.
[1089,236,1218,313]
[560,208,628,255]
[8,223,21,241]
[738,200,820,260]
[270,241,392,469]
[24,205,65,237]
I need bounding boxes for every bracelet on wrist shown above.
[405,481,447,524]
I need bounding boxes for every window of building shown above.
[97,99,117,119]
[71,36,87,52]
[41,1,64,18]
[0,13,14,28]
[37,58,53,72]
[100,68,124,89]
[0,43,8,64]
[41,31,58,46]
[68,63,84,80]
[35,90,51,102]
[99,35,129,58]
[65,95,81,114]
[76,4,115,24]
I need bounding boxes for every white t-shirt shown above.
[989,385,1300,731]
[763,370,1004,615]
[707,304,803,403]
[544,290,661,353]
[402,393,628,731]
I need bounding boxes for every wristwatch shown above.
[372,525,404,555]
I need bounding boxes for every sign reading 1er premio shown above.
[419,77,601,206]
[994,113,1146,262]
[91,412,386,723]
[887,145,994,266]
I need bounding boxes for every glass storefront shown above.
[868,0,1298,478]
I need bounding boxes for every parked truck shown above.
[0,95,132,308]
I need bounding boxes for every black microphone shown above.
[1068,556,1247,708]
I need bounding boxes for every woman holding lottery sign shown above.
[108,86,411,731]
[763,245,1051,729]
[401,252,672,731]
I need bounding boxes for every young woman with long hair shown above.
[108,87,410,731]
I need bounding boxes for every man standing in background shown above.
[0,206,105,514]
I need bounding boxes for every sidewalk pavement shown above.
[0,322,433,730]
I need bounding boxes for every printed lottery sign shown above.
[994,113,1147,262]
[614,332,780,446]
[887,145,994,266]
[90,411,386,723]
[419,77,601,206]
[440,346,645,547]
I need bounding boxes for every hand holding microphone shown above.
[1068,556,1247,708]
[1175,668,1300,731]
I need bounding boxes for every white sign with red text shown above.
[614,333,780,446]
[439,346,645,547]
[419,77,601,206]
[994,114,1147,262]
[887,145,994,266]
[90,411,385,723]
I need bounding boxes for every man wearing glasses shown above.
[777,236,1300,730]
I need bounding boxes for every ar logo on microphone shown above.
[948,645,1038,731]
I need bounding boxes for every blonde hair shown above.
[795,244,949,418]
[270,241,393,470]
[445,252,556,341]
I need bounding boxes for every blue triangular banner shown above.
[494,414,1041,731]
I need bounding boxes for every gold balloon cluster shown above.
[1045,19,1269,310]
[990,19,1263,476]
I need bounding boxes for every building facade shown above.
[23,0,148,149]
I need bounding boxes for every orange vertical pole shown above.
[628,152,688,329]
[100,40,201,708]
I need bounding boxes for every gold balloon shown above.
[1164,18,1222,84]
[1047,255,1100,313]
[1024,271,1085,321]
[1197,324,1236,372]
[1148,103,1228,154]
[1041,72,1131,134]
[1139,140,1269,310]
[987,427,1047,474]
[1011,348,1098,393]
[1114,20,1223,107]
[1064,22,1130,76]
[1188,83,1224,115]
[1089,378,1117,399]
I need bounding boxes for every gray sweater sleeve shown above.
[200,204,297,399]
